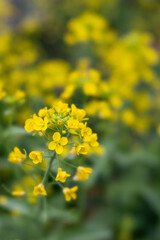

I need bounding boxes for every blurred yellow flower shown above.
[29,151,44,164]
[84,133,99,147]
[12,185,25,197]
[122,110,136,126]
[33,183,47,196]
[81,125,92,138]
[83,82,99,96]
[8,147,26,164]
[55,168,71,182]
[76,142,90,155]
[71,104,86,121]
[74,166,92,181]
[64,12,107,44]
[38,107,48,117]
[12,190,26,197]
[63,186,78,201]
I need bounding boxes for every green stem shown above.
[42,151,56,188]
[38,151,56,223]
[62,159,77,169]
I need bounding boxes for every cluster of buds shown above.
[8,102,100,201]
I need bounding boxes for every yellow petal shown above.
[55,145,63,154]
[71,193,77,200]
[24,119,34,132]
[53,132,61,142]
[65,194,71,201]
[71,186,78,192]
[86,168,93,173]
[60,137,68,146]
[14,147,22,155]
[48,141,56,150]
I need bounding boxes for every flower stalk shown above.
[42,151,56,188]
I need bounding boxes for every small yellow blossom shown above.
[11,185,26,197]
[32,114,48,132]
[33,183,47,196]
[8,147,26,164]
[63,186,78,201]
[54,101,70,115]
[74,166,92,181]
[81,125,92,138]
[67,118,79,129]
[24,118,34,132]
[14,90,26,100]
[76,142,90,155]
[71,104,86,121]
[84,133,99,147]
[83,82,99,96]
[48,132,68,154]
[55,168,71,182]
[61,85,75,99]
[122,110,136,126]
[38,107,48,117]
[29,151,44,164]
[12,190,26,197]
[24,114,48,133]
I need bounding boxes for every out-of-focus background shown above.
[0,0,160,239]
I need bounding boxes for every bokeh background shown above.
[0,0,160,239]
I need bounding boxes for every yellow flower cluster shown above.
[8,102,96,202]
[25,101,99,155]
[64,12,110,44]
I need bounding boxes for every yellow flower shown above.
[109,95,122,109]
[38,107,48,117]
[12,190,26,197]
[76,143,90,155]
[84,133,99,147]
[67,118,79,129]
[48,132,68,154]
[32,114,48,132]
[83,82,99,96]
[55,168,71,182]
[54,101,69,115]
[81,125,92,138]
[14,90,26,100]
[71,104,86,121]
[74,166,92,181]
[64,12,107,44]
[61,84,75,99]
[24,118,34,132]
[11,185,25,197]
[24,114,48,133]
[8,147,26,164]
[29,151,44,164]
[62,186,78,201]
[33,183,47,196]
[122,110,136,126]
